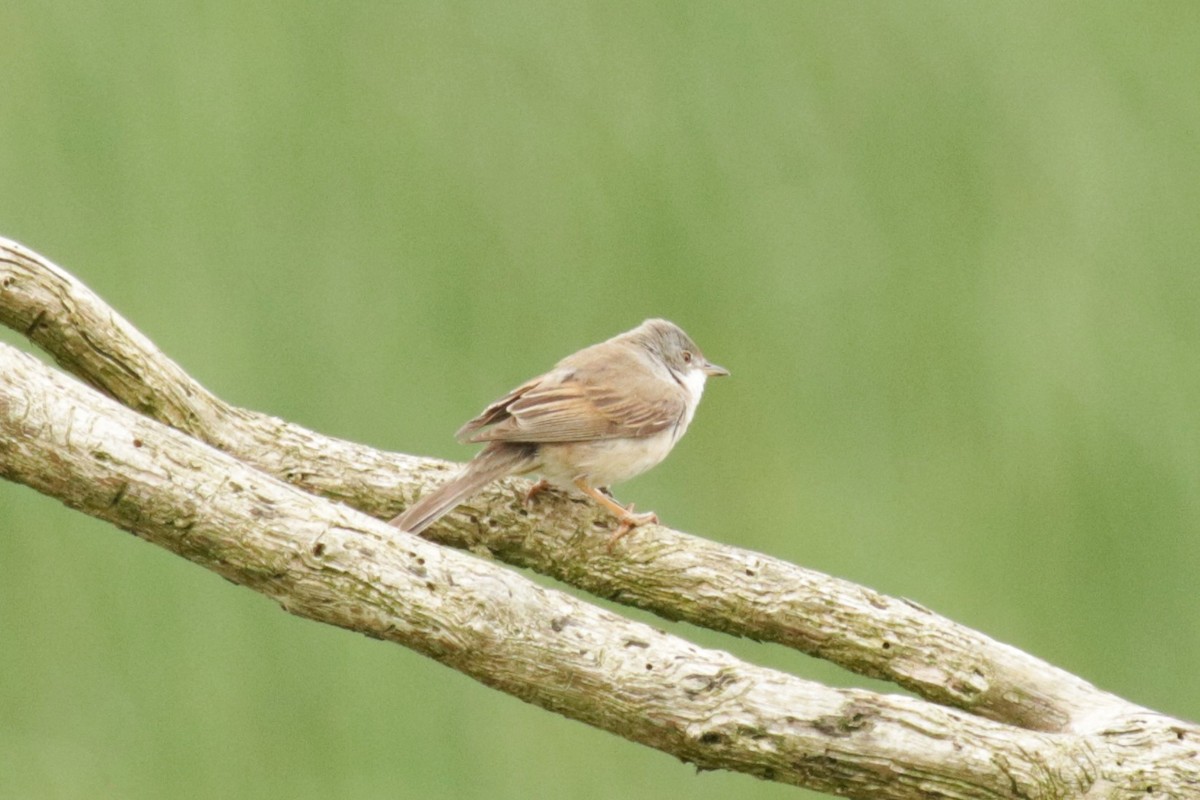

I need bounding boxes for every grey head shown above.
[625,319,729,378]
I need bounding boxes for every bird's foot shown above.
[571,477,659,548]
[608,504,658,549]
[524,479,552,507]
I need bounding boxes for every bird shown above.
[388,318,728,544]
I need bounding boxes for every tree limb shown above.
[0,342,1090,797]
[0,238,1123,729]
[1,237,1197,797]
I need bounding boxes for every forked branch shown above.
[1,238,1196,798]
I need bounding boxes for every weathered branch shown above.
[0,238,1125,731]
[0,342,1091,797]
[2,237,1198,798]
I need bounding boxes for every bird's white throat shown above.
[678,367,707,430]
[681,367,707,402]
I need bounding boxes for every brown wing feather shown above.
[456,358,686,444]
[455,377,542,441]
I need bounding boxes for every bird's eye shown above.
[682,351,693,363]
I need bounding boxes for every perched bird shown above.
[389,318,728,543]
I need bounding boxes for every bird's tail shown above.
[388,443,537,535]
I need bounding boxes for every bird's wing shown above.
[456,364,687,444]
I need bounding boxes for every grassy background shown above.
[3,3,1199,798]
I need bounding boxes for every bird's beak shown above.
[702,360,730,377]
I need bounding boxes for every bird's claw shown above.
[524,479,552,507]
[607,504,658,549]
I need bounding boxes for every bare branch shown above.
[0,342,1095,798]
[0,236,1133,731]
[3,237,1199,798]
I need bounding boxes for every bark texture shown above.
[1,237,1197,797]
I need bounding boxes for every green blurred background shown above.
[2,3,1198,798]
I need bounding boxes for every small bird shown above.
[389,318,728,543]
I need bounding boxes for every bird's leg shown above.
[524,479,553,507]
[572,478,658,546]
